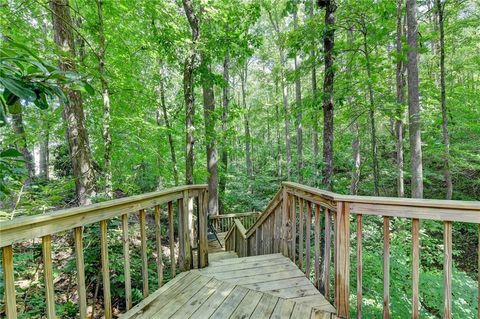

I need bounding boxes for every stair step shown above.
[208,251,238,263]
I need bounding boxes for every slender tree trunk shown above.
[96,0,113,198]
[219,52,229,213]
[363,31,379,196]
[436,0,453,199]
[310,0,319,186]
[49,0,96,205]
[157,63,179,186]
[11,108,34,184]
[395,0,406,197]
[274,76,282,177]
[320,0,337,191]
[293,9,303,183]
[406,0,424,198]
[279,48,292,180]
[241,64,253,181]
[202,60,219,216]
[39,116,50,180]
[348,28,361,195]
[182,0,199,185]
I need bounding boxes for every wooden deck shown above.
[123,232,337,319]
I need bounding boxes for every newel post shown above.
[281,186,290,257]
[335,201,351,318]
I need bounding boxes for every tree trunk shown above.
[219,52,229,213]
[279,47,292,180]
[310,1,319,186]
[96,0,113,198]
[274,75,282,177]
[201,60,219,216]
[320,0,337,191]
[39,116,49,180]
[406,0,424,198]
[241,63,253,181]
[363,31,379,196]
[348,28,361,195]
[182,0,199,185]
[436,0,453,199]
[11,108,34,184]
[395,0,406,197]
[157,62,179,186]
[293,9,303,183]
[49,0,96,205]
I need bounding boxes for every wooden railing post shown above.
[42,235,56,319]
[2,246,17,319]
[178,191,192,271]
[282,187,290,257]
[198,190,208,268]
[73,227,87,318]
[335,201,350,318]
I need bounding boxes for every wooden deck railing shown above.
[210,212,260,232]
[0,184,208,319]
[225,182,480,319]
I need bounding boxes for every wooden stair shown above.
[122,254,337,319]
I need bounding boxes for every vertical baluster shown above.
[298,198,304,271]
[139,209,149,297]
[168,201,176,277]
[305,201,312,279]
[444,221,452,319]
[334,201,350,318]
[154,205,163,287]
[383,216,390,319]
[122,213,132,310]
[2,245,17,319]
[412,218,420,319]
[314,204,321,288]
[477,224,479,319]
[282,187,290,257]
[74,227,87,318]
[291,196,297,262]
[199,190,208,268]
[323,208,331,300]
[356,214,363,319]
[100,220,112,319]
[42,235,56,319]
[179,191,192,271]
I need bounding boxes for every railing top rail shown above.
[0,184,207,247]
[283,182,480,211]
[210,212,260,219]
[233,219,248,239]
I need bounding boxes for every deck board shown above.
[122,240,337,319]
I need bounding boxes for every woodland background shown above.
[0,0,479,317]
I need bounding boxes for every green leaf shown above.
[0,77,36,101]
[84,82,95,95]
[0,149,23,158]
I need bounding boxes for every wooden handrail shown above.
[0,184,209,319]
[210,211,260,232]
[224,182,480,319]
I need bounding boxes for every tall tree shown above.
[436,0,453,199]
[11,109,34,184]
[201,60,219,215]
[241,62,253,181]
[267,8,292,180]
[395,0,406,197]
[182,0,200,185]
[49,0,96,205]
[319,0,337,191]
[96,0,113,198]
[293,7,303,183]
[406,0,424,198]
[219,52,229,213]
[310,0,320,185]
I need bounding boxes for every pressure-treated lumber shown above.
[383,216,390,319]
[42,235,56,319]
[356,214,363,319]
[0,184,207,248]
[306,201,312,279]
[167,201,176,277]
[443,221,452,319]
[74,227,87,318]
[314,204,321,288]
[154,205,163,287]
[100,219,112,319]
[335,201,350,318]
[139,209,149,297]
[122,213,132,310]
[412,218,420,319]
[2,245,17,319]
